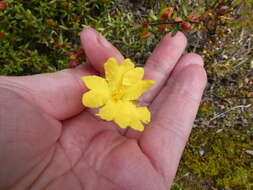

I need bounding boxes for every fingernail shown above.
[82,27,112,48]
[97,32,112,48]
[74,64,85,70]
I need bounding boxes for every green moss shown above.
[198,103,214,117]
[177,126,253,189]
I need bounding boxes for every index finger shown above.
[140,62,207,185]
[126,32,187,137]
[140,31,187,105]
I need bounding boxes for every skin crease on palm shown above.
[0,28,207,190]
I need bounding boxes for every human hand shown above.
[0,28,206,190]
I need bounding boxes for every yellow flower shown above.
[81,58,155,131]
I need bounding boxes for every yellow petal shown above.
[104,58,119,85]
[121,58,135,71]
[104,58,135,90]
[81,57,155,132]
[97,100,117,121]
[104,58,121,90]
[115,115,130,129]
[113,101,134,129]
[136,107,151,124]
[81,75,110,108]
[82,75,109,91]
[113,101,151,131]
[82,90,109,108]
[129,120,144,131]
[123,80,155,100]
[122,67,144,86]
[128,106,150,131]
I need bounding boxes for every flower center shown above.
[112,90,124,101]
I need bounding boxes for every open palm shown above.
[0,28,206,190]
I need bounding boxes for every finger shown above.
[0,64,97,120]
[125,32,187,138]
[150,53,205,114]
[80,27,124,73]
[140,62,207,185]
[126,53,202,139]
[139,31,187,106]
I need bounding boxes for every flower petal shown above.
[81,57,154,132]
[128,106,150,131]
[104,58,119,85]
[136,107,151,124]
[122,67,144,86]
[82,90,109,108]
[123,80,155,100]
[104,58,122,90]
[121,58,135,72]
[113,101,133,128]
[97,100,117,121]
[105,58,135,90]
[129,120,145,131]
[82,75,109,91]
[115,116,130,129]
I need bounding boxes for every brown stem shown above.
[149,20,201,25]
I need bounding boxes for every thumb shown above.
[0,64,96,120]
[81,27,124,73]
